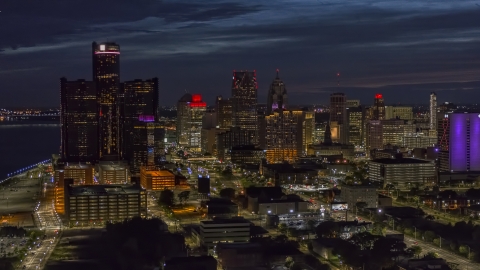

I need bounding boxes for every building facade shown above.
[402,134,437,149]
[266,70,288,114]
[330,93,348,144]
[347,106,364,147]
[60,78,97,163]
[140,167,175,190]
[92,42,121,159]
[258,110,314,163]
[341,185,378,209]
[231,71,258,136]
[385,106,413,120]
[373,94,385,120]
[122,78,161,174]
[64,180,147,227]
[193,218,251,249]
[215,96,232,129]
[438,112,480,172]
[176,93,206,151]
[368,158,436,188]
[430,92,437,136]
[216,127,256,162]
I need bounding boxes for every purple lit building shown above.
[438,112,480,172]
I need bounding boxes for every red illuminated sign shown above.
[192,94,202,102]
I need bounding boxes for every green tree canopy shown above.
[158,189,175,207]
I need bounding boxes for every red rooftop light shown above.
[192,94,202,102]
[375,94,383,99]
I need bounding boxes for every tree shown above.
[278,223,288,234]
[158,189,175,207]
[285,256,295,269]
[406,246,422,258]
[349,231,378,250]
[459,245,470,255]
[307,220,316,231]
[219,188,236,200]
[423,231,436,242]
[396,196,408,203]
[424,252,439,259]
[355,202,367,211]
[315,221,339,238]
[177,191,190,204]
[372,237,407,264]
[372,222,387,236]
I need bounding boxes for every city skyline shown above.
[1,0,480,107]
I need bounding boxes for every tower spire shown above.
[276,69,279,79]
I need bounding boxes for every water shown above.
[0,123,59,179]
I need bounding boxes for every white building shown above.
[192,217,251,250]
[368,158,436,188]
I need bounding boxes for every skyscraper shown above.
[176,93,206,151]
[329,93,348,144]
[438,112,480,172]
[373,94,385,120]
[347,106,364,147]
[60,78,98,163]
[231,71,258,134]
[259,110,314,163]
[215,95,232,128]
[266,70,288,114]
[430,92,437,136]
[92,42,121,159]
[122,78,160,173]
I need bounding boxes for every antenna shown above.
[184,89,188,93]
[337,72,340,87]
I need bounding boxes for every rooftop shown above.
[201,217,251,225]
[370,158,432,164]
[143,169,174,177]
[68,184,144,196]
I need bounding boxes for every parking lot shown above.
[278,213,326,230]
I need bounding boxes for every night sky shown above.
[1,0,479,107]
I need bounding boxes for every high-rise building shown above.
[60,78,98,163]
[215,96,232,128]
[216,127,256,162]
[258,110,314,163]
[385,106,413,120]
[347,106,364,147]
[266,70,288,114]
[438,112,480,172]
[92,42,121,159]
[430,92,437,136]
[122,79,160,173]
[373,94,385,120]
[176,93,206,151]
[231,71,258,134]
[346,100,360,108]
[329,93,348,144]
[366,119,415,151]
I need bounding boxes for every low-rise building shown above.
[368,157,436,188]
[245,186,308,214]
[192,217,251,250]
[54,163,95,214]
[307,143,355,160]
[341,185,377,209]
[260,163,317,185]
[97,160,129,184]
[64,179,147,227]
[206,198,238,218]
[140,167,175,190]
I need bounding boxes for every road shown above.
[400,232,478,270]
[21,175,61,270]
[350,210,479,270]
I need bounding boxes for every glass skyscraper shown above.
[92,42,121,159]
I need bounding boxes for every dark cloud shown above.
[0,0,479,107]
